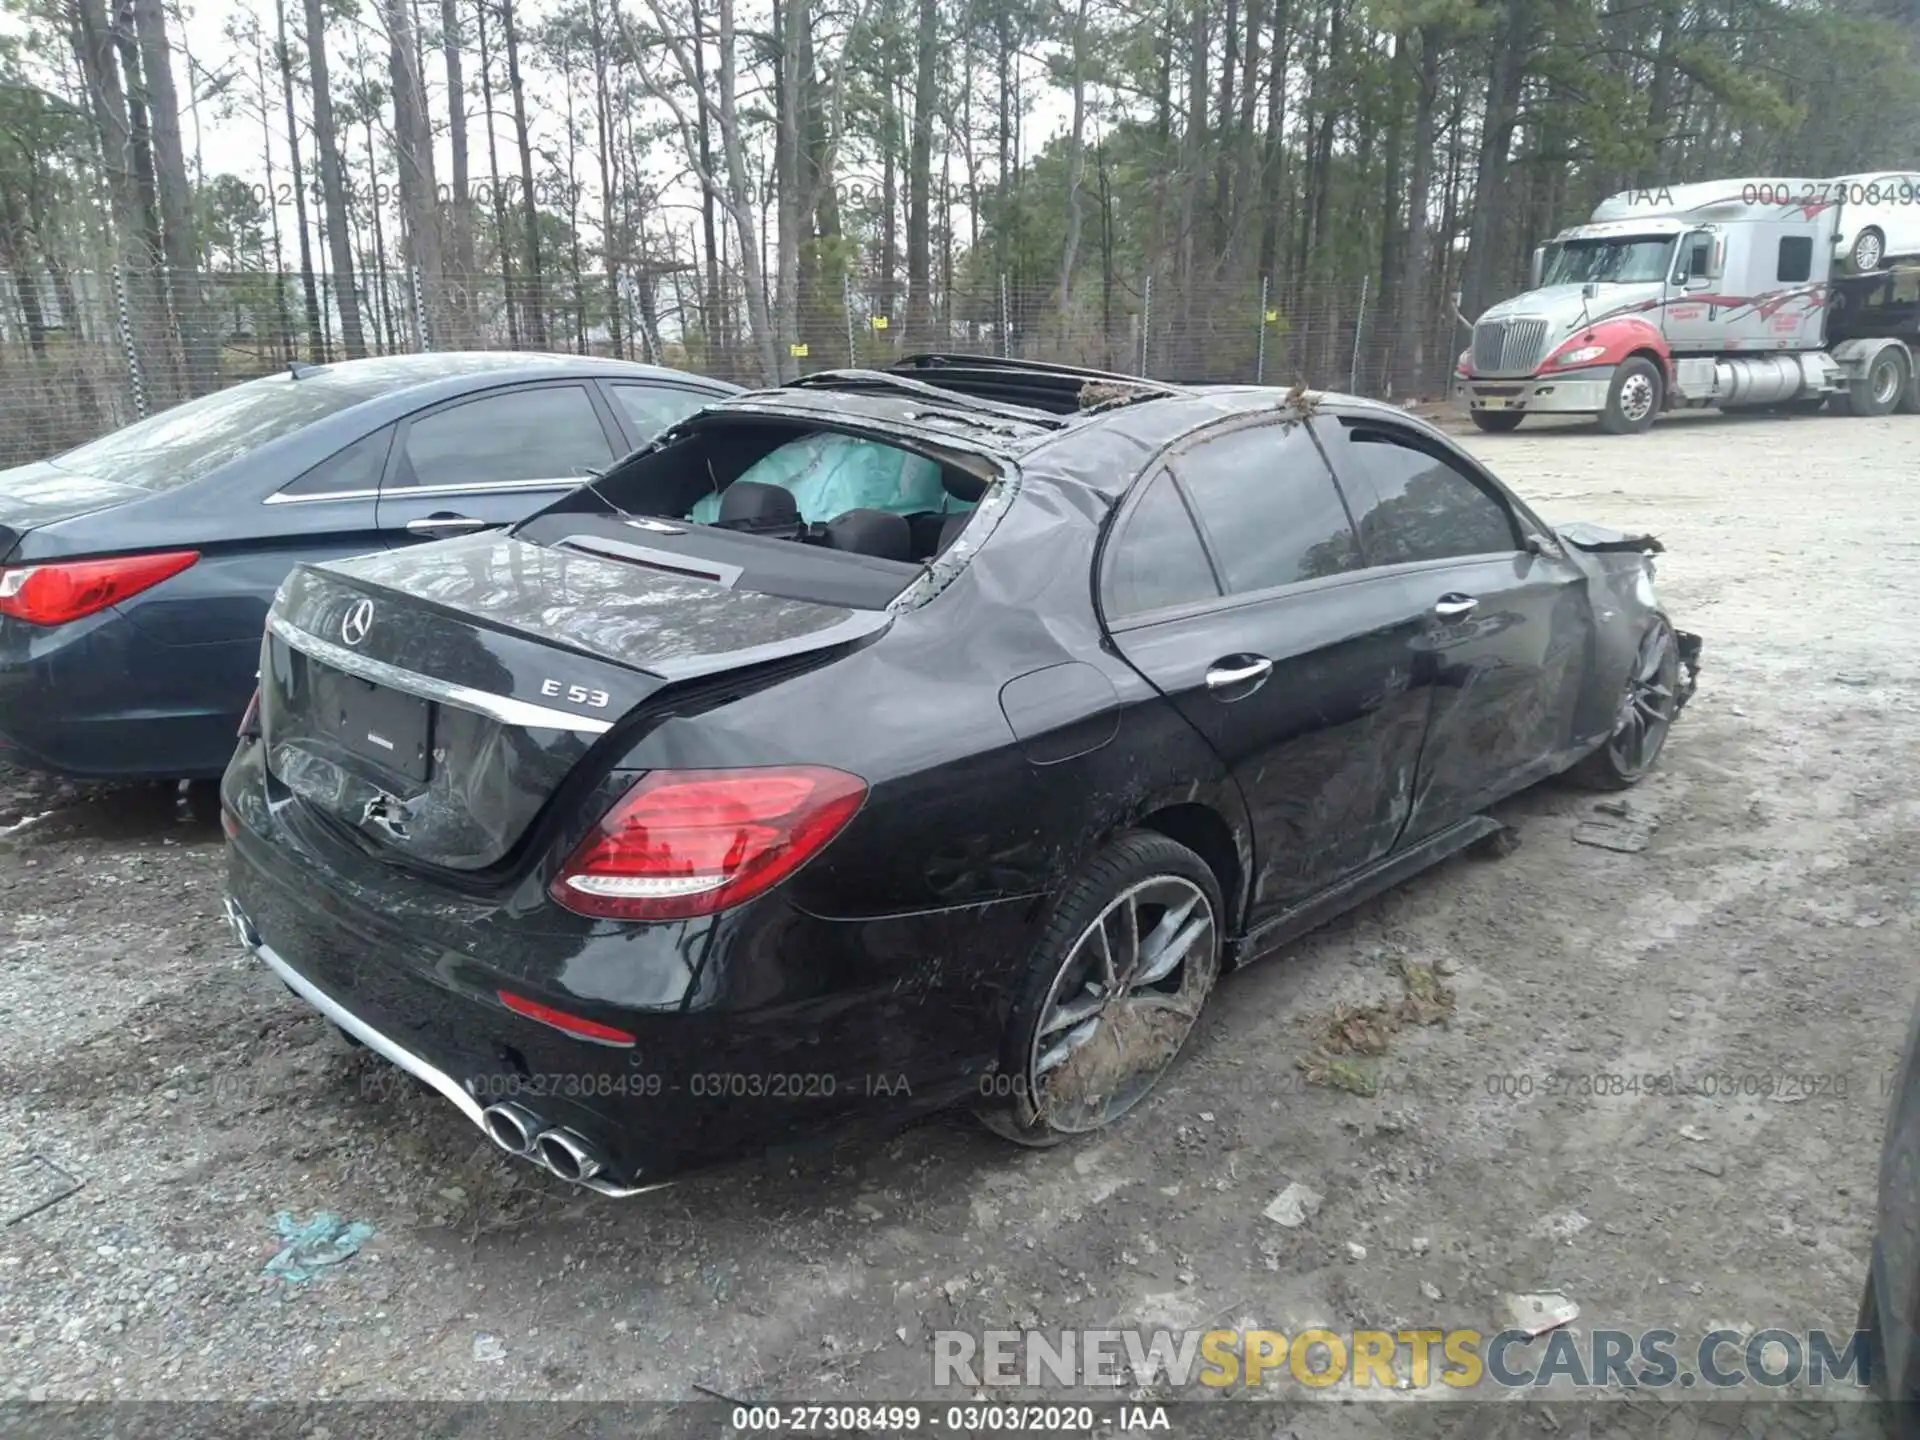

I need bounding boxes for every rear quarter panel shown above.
[606,476,1249,928]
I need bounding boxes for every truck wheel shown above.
[1469,410,1525,433]
[1599,358,1662,435]
[1850,226,1886,273]
[1839,348,1909,418]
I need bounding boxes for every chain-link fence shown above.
[0,264,1469,469]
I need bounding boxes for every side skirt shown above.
[1226,814,1504,968]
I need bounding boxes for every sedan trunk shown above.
[261,532,889,870]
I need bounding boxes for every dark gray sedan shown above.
[0,352,735,792]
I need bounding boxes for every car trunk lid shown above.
[260,531,889,871]
[0,463,148,561]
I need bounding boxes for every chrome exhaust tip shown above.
[221,896,260,950]
[534,1127,605,1183]
[481,1101,542,1156]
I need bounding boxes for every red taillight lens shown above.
[497,990,637,1047]
[237,686,261,739]
[0,550,199,626]
[549,765,867,921]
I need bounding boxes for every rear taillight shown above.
[0,550,199,626]
[237,686,261,739]
[549,765,867,921]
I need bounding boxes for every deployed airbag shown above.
[689,432,966,525]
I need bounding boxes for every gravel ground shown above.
[2,409,1917,1432]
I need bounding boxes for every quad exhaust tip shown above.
[482,1101,541,1156]
[534,1128,605,1183]
[480,1101,608,1183]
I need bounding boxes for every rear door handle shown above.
[1434,593,1478,620]
[404,514,491,537]
[1205,656,1274,691]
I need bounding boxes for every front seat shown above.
[716,480,802,537]
[823,509,913,562]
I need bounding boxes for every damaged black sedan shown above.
[220,356,1701,1194]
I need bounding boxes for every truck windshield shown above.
[1541,236,1675,285]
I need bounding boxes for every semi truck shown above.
[1452,177,1920,434]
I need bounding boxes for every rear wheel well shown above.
[1136,803,1242,940]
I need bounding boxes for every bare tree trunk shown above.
[772,0,803,376]
[441,0,475,341]
[588,0,624,359]
[1055,0,1089,334]
[303,0,367,356]
[69,0,177,404]
[475,0,519,346]
[382,0,447,344]
[501,0,545,346]
[689,0,726,372]
[717,0,776,379]
[131,0,214,392]
[1399,30,1437,396]
[1460,0,1528,322]
[275,0,326,360]
[905,0,937,345]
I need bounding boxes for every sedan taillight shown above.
[549,766,867,921]
[0,550,199,626]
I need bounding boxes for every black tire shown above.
[1469,410,1525,433]
[978,830,1223,1147]
[1568,618,1683,791]
[1852,226,1887,274]
[1841,348,1912,419]
[1598,356,1662,435]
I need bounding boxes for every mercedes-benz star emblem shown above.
[340,598,374,647]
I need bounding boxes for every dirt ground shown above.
[3,407,1917,1433]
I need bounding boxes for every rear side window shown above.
[48,373,388,491]
[1777,236,1812,283]
[1174,422,1362,594]
[277,426,395,499]
[607,383,713,442]
[1337,426,1517,565]
[1105,470,1220,619]
[396,384,614,489]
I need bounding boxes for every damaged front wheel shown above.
[1569,617,1683,791]
[978,832,1222,1147]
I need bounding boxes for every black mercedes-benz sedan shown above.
[220,355,1702,1195]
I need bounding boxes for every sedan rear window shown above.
[46,373,390,492]
[686,432,958,524]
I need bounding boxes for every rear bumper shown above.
[219,738,1031,1191]
[225,901,662,1197]
[0,610,253,780]
[1455,368,1615,416]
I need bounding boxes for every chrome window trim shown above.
[265,613,613,735]
[265,477,574,506]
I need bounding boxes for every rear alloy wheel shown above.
[1851,226,1887,274]
[1569,619,1682,791]
[1599,357,1662,435]
[1469,410,1525,434]
[980,832,1221,1146]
